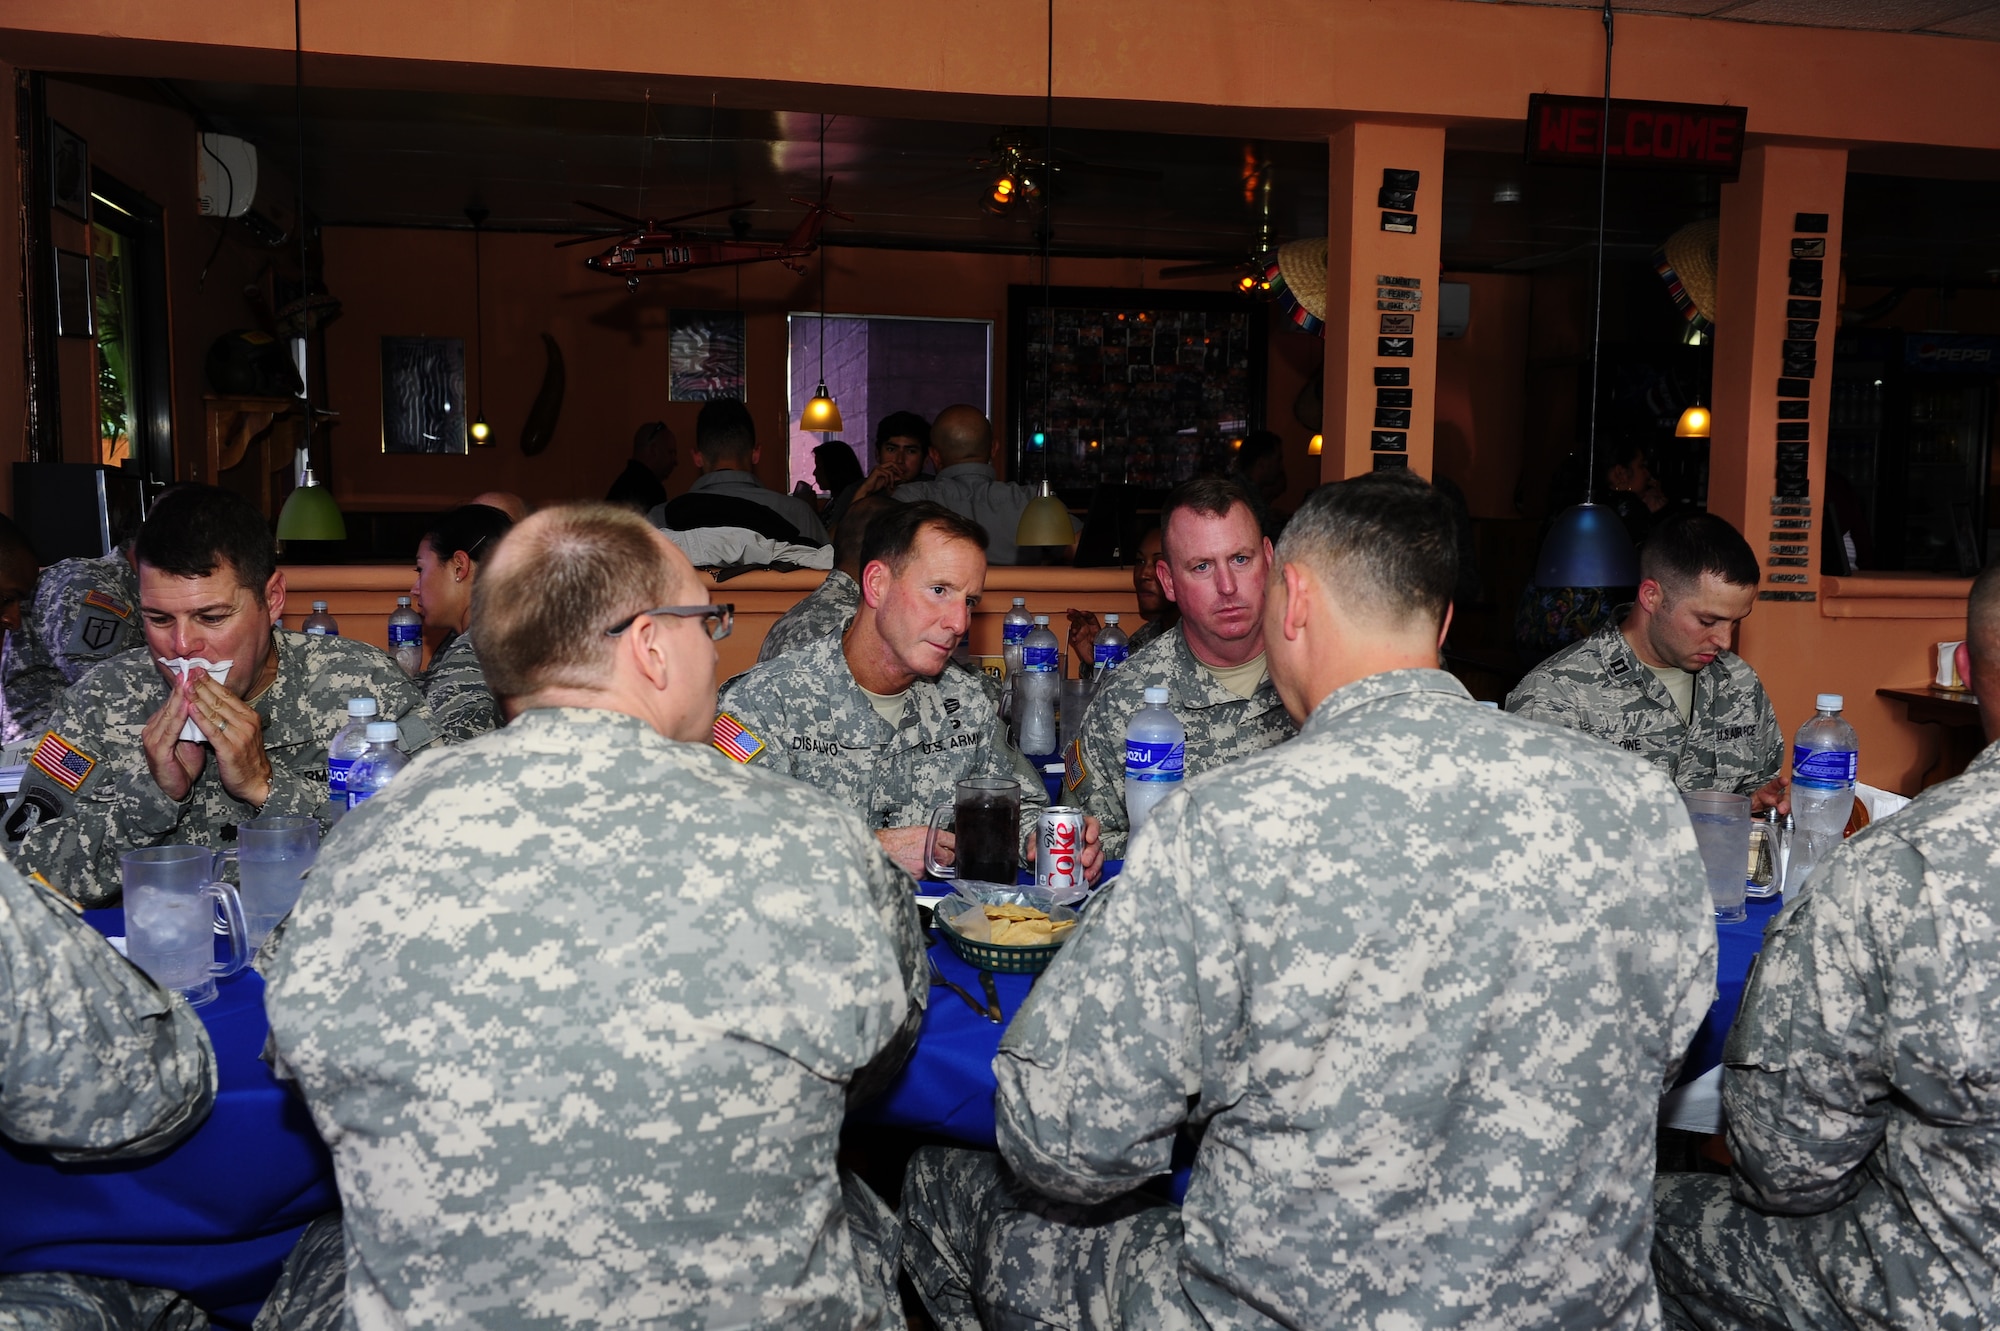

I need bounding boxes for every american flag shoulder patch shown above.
[30,732,97,792]
[82,589,131,618]
[712,712,766,763]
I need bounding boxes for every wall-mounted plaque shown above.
[1794,212,1829,233]
[1374,409,1412,429]
[1382,169,1421,190]
[1777,422,1811,442]
[1376,387,1413,407]
[1380,211,1418,234]
[380,336,467,454]
[1787,320,1819,340]
[1377,275,1422,289]
[1787,299,1821,319]
[1778,400,1810,420]
[1377,337,1414,358]
[1371,431,1408,451]
[1791,238,1826,259]
[1790,276,1823,297]
[1777,377,1812,398]
[1372,453,1409,471]
[1378,187,1416,209]
[1374,368,1410,386]
[1379,314,1415,335]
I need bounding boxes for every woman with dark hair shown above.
[410,503,514,743]
[814,440,867,529]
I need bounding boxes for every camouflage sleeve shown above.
[1502,668,1583,726]
[15,692,187,909]
[994,788,1204,1203]
[1753,685,1784,791]
[996,725,1050,819]
[0,861,216,1160]
[712,674,786,772]
[1720,833,1901,1214]
[1071,695,1131,858]
[846,835,930,1108]
[423,671,500,746]
[2,627,65,745]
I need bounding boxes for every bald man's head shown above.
[473,503,690,699]
[470,491,530,524]
[1968,564,2000,673]
[929,405,994,467]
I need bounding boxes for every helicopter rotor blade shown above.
[643,198,758,228]
[554,232,619,249]
[572,199,647,227]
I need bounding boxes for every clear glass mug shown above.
[1682,790,1751,924]
[924,777,1026,883]
[233,816,321,948]
[120,845,250,1007]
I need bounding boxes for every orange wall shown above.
[1433,272,1530,520]
[315,229,1327,513]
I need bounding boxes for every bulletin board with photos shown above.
[1007,286,1267,492]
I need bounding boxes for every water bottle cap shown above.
[1816,693,1844,712]
[311,600,329,611]
[1105,613,1120,624]
[1012,597,1026,607]
[397,596,411,607]
[1033,615,1049,625]
[364,721,400,743]
[1144,686,1170,705]
[347,697,378,718]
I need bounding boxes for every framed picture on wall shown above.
[669,310,746,401]
[380,336,468,454]
[49,122,89,221]
[53,249,93,338]
[1006,285,1266,493]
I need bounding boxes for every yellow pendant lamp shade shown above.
[800,384,844,433]
[1307,433,1323,456]
[1016,481,1074,548]
[1675,404,1712,439]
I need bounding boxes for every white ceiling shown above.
[1455,0,2000,39]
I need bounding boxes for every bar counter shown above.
[276,564,1143,681]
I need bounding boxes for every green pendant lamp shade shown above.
[1015,481,1074,548]
[276,452,346,541]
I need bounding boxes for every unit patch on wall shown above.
[1380,169,1420,233]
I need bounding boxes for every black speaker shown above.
[13,463,147,564]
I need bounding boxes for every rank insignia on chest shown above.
[30,732,96,792]
[711,712,765,763]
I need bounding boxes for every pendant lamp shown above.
[275,0,346,542]
[1017,480,1074,548]
[1533,0,1634,590]
[798,114,843,434]
[1675,404,1711,438]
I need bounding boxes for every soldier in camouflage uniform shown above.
[3,550,145,747]
[760,568,860,664]
[259,504,926,1330]
[1652,566,2000,1331]
[2,487,431,908]
[902,472,1718,1331]
[1069,481,1295,858]
[0,853,216,1329]
[1506,511,1785,808]
[409,504,512,745]
[719,501,1099,881]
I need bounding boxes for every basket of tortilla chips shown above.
[934,883,1080,975]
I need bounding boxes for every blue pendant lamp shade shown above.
[1535,502,1637,588]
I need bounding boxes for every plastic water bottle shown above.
[388,597,424,676]
[1786,692,1859,896]
[302,600,340,636]
[1002,598,1033,679]
[327,697,379,811]
[1125,685,1186,837]
[1016,616,1061,757]
[1092,613,1129,688]
[344,721,408,809]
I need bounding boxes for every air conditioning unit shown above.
[1438,282,1472,339]
[196,133,258,219]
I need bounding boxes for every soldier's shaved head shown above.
[1276,471,1457,633]
[929,406,994,467]
[474,504,689,698]
[1962,564,2000,742]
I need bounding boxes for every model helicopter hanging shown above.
[558,181,850,290]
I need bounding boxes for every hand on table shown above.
[189,674,274,809]
[1751,775,1790,817]
[878,826,935,877]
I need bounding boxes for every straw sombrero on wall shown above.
[1265,237,1329,337]
[1654,217,1717,331]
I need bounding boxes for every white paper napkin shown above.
[158,657,234,742]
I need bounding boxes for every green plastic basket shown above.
[935,894,1078,975]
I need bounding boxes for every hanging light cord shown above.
[472,215,485,418]
[818,112,827,389]
[1040,0,1054,472]
[294,0,311,464]
[1584,0,1613,504]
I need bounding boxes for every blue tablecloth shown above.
[1681,894,1784,1084]
[0,910,337,1329]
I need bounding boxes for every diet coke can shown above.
[1036,806,1085,900]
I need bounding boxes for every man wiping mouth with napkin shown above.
[3,485,433,908]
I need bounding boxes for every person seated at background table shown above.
[1651,562,2000,1331]
[719,501,1099,881]
[899,471,1718,1331]
[0,857,216,1328]
[1064,524,1178,680]
[1506,509,1787,812]
[603,419,677,514]
[467,490,529,524]
[888,405,1074,566]
[0,513,51,746]
[1,509,144,747]
[758,493,897,665]
[653,399,830,546]
[873,410,932,487]
[812,439,868,530]
[1,485,433,908]
[256,504,925,1329]
[1067,478,1296,858]
[409,503,513,744]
